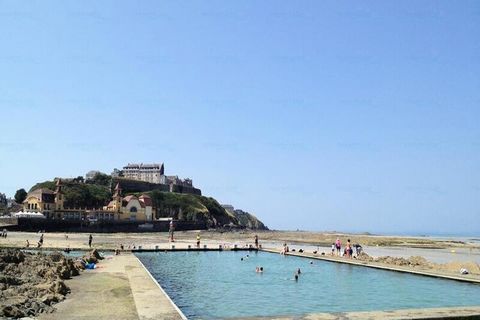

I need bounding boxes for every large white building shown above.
[122,163,165,184]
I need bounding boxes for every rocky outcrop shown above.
[0,249,82,318]
[231,209,268,230]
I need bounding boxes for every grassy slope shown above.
[28,181,241,227]
[29,180,111,208]
[145,190,238,227]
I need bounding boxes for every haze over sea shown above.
[0,1,479,236]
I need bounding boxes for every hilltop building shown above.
[122,163,164,184]
[117,162,198,193]
[165,176,193,187]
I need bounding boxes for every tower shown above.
[54,178,64,211]
[112,182,122,212]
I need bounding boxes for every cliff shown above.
[223,206,269,230]
[144,190,239,228]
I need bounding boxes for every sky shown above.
[0,1,479,235]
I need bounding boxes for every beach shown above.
[1,230,480,319]
[1,230,479,267]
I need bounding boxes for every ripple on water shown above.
[137,251,480,319]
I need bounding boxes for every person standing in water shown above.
[88,234,93,248]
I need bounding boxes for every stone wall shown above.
[113,177,201,195]
[8,217,206,233]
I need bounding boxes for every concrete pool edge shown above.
[230,306,480,320]
[260,248,480,285]
[133,255,188,320]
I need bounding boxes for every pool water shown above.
[136,251,480,319]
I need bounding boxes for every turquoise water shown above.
[136,251,480,319]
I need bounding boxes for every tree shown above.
[14,188,27,203]
[88,173,111,187]
[73,176,85,183]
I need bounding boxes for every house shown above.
[103,183,153,221]
[22,188,56,218]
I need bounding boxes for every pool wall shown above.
[260,248,480,285]
[134,255,188,320]
[135,247,480,319]
[231,306,480,320]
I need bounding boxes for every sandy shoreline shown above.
[1,230,479,319]
[1,230,479,264]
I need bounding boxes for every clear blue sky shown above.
[1,1,479,235]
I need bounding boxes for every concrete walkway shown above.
[232,306,480,320]
[39,253,184,320]
[261,248,480,284]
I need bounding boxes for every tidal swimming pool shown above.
[136,251,480,319]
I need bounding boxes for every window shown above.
[130,207,137,213]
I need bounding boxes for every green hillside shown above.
[28,177,267,229]
[144,190,238,227]
[29,180,111,208]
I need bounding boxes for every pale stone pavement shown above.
[38,253,184,320]
[231,306,480,319]
[32,245,480,320]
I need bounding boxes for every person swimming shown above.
[297,268,301,274]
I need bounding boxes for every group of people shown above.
[331,238,362,258]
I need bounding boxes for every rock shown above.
[1,305,26,318]
[0,249,25,264]
[50,280,69,295]
[74,260,85,270]
[83,249,103,264]
[41,294,59,305]
[0,249,81,318]
[408,256,429,267]
[356,252,374,262]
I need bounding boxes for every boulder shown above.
[0,249,81,318]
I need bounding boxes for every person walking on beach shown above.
[37,234,44,248]
[88,234,93,248]
[254,234,259,248]
[196,234,201,248]
[169,220,175,242]
[335,238,341,256]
